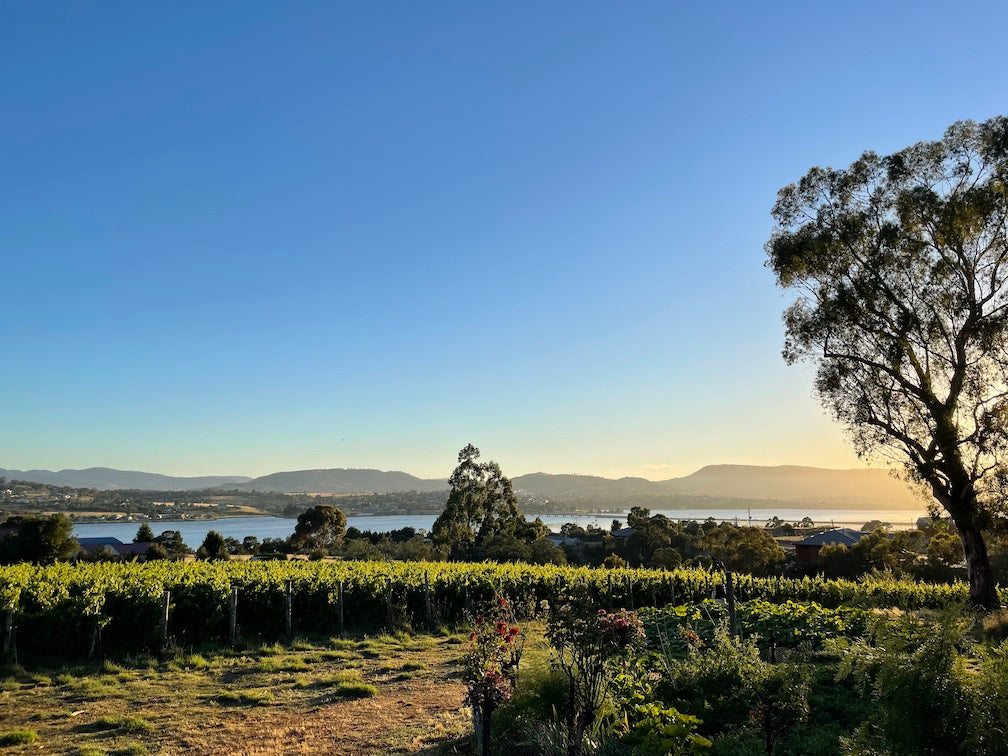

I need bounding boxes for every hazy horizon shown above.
[3,3,1003,483]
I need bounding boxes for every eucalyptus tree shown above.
[432,444,524,558]
[767,116,1008,608]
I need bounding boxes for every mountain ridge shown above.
[1,463,924,508]
[0,467,251,491]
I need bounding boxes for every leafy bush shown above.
[548,598,645,756]
[836,613,978,754]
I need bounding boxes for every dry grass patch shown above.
[1,629,472,754]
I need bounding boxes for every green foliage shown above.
[747,665,810,755]
[133,523,154,543]
[491,659,570,745]
[0,514,79,564]
[152,530,190,559]
[701,525,786,575]
[0,729,38,746]
[547,592,645,756]
[767,115,1008,608]
[928,531,965,567]
[432,444,530,559]
[642,600,871,658]
[659,627,766,735]
[0,560,1003,658]
[836,613,980,754]
[333,680,377,698]
[196,530,229,561]
[292,505,346,552]
[602,554,626,569]
[464,596,525,747]
[618,703,711,754]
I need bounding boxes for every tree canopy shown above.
[0,514,79,564]
[197,530,229,561]
[292,504,346,552]
[432,444,532,558]
[767,116,1008,608]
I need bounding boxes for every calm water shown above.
[72,507,926,548]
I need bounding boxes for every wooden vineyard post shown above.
[285,580,293,639]
[651,585,657,609]
[337,581,345,636]
[628,576,634,611]
[424,572,432,628]
[385,583,394,628]
[2,611,15,665]
[229,586,238,646]
[161,590,171,643]
[88,622,103,662]
[608,573,613,611]
[725,569,738,640]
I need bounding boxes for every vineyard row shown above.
[1,560,1002,659]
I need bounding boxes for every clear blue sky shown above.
[2,1,1005,480]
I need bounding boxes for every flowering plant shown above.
[463,598,525,755]
[547,600,645,756]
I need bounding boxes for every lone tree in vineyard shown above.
[767,116,1008,609]
[432,443,524,558]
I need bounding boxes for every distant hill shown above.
[511,473,658,499]
[233,468,449,494]
[0,467,251,491]
[514,465,923,509]
[1,463,925,508]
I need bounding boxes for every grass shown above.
[0,630,471,753]
[333,680,378,699]
[109,745,148,756]
[215,688,275,706]
[90,715,152,734]
[0,730,38,746]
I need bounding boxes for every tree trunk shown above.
[481,698,492,756]
[566,677,579,756]
[957,516,999,610]
[929,470,1000,611]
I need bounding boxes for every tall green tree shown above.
[291,504,346,551]
[702,524,786,575]
[767,116,1008,608]
[153,530,190,559]
[0,514,79,563]
[432,444,525,558]
[134,523,155,543]
[197,530,229,560]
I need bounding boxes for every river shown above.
[72,507,927,547]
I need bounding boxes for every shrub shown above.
[464,598,526,756]
[837,613,977,754]
[547,596,644,756]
